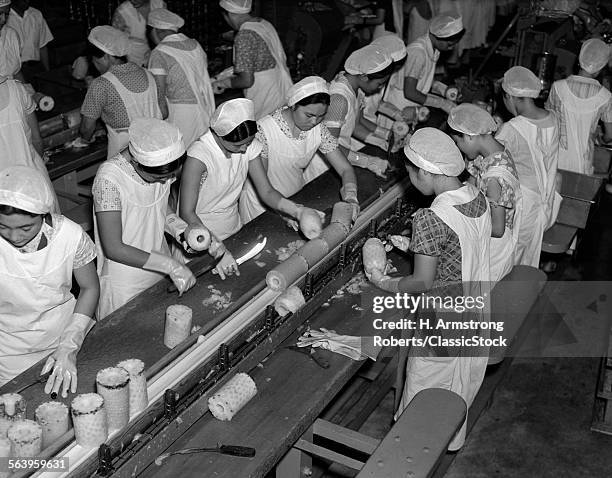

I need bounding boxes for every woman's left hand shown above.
[212,251,240,280]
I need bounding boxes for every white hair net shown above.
[88,26,130,57]
[147,8,185,31]
[345,45,392,75]
[404,127,464,176]
[448,103,497,136]
[210,98,255,137]
[371,34,407,62]
[0,166,54,214]
[502,66,542,98]
[286,76,329,107]
[129,118,185,167]
[579,38,611,75]
[219,0,252,14]
[429,14,463,38]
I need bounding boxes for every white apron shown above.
[102,68,161,159]
[239,112,322,223]
[189,132,252,240]
[403,35,439,107]
[116,0,164,67]
[94,159,172,320]
[0,79,59,212]
[154,35,215,148]
[397,185,491,450]
[508,116,562,267]
[0,216,81,385]
[239,20,293,119]
[555,78,611,174]
[482,163,523,283]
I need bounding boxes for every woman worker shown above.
[212,0,293,119]
[112,0,166,67]
[92,118,195,320]
[179,98,325,279]
[0,166,99,397]
[495,66,562,268]
[239,76,359,224]
[79,25,162,159]
[367,128,492,451]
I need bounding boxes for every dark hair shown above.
[366,62,394,80]
[444,123,464,138]
[295,92,331,107]
[221,120,257,142]
[86,42,127,62]
[0,205,41,217]
[138,154,185,175]
[433,29,466,44]
[393,55,407,71]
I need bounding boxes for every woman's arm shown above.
[26,110,44,156]
[324,148,358,191]
[95,210,150,267]
[152,74,169,119]
[248,156,292,212]
[72,261,100,318]
[178,156,208,228]
[486,180,506,238]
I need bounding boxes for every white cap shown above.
[448,103,497,136]
[128,118,185,167]
[0,166,54,214]
[286,76,329,106]
[579,38,611,75]
[404,127,464,176]
[219,0,252,14]
[502,66,542,98]
[147,8,185,31]
[210,98,255,137]
[88,26,130,57]
[344,45,392,75]
[429,14,463,38]
[371,33,407,62]
[0,0,11,7]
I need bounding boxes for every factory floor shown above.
[349,190,612,477]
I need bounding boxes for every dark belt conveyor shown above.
[1,150,427,477]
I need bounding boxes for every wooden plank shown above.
[313,419,379,455]
[294,439,365,471]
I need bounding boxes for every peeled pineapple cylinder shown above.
[299,208,323,239]
[362,238,386,275]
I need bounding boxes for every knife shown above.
[167,237,267,293]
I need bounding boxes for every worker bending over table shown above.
[0,166,98,397]
[79,25,162,159]
[212,0,293,120]
[93,118,195,320]
[367,128,491,451]
[148,8,215,149]
[179,98,326,279]
[496,66,562,268]
[239,76,359,224]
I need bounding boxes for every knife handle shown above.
[218,445,256,457]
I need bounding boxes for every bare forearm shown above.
[79,116,97,141]
[73,285,99,318]
[40,46,50,71]
[103,242,151,269]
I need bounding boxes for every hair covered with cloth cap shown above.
[211,98,255,137]
[579,38,611,75]
[448,103,497,136]
[219,0,252,14]
[147,8,185,31]
[404,127,464,176]
[371,33,407,62]
[0,166,54,215]
[287,76,329,107]
[88,25,130,57]
[129,118,185,167]
[344,44,392,75]
[502,66,542,98]
[429,14,464,38]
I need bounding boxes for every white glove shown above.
[68,137,93,149]
[378,101,404,122]
[366,268,402,293]
[389,234,411,252]
[42,313,95,398]
[165,213,188,243]
[212,251,240,280]
[424,94,456,114]
[347,151,389,178]
[297,328,367,360]
[144,251,196,296]
[340,183,360,221]
[365,133,389,151]
[212,78,231,94]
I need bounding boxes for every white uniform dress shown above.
[186,131,263,240]
[0,216,91,385]
[238,20,293,119]
[6,7,53,62]
[546,76,612,174]
[93,154,173,320]
[496,115,562,267]
[149,33,215,148]
[0,26,22,77]
[396,184,491,451]
[0,78,59,211]
[403,35,439,107]
[113,0,165,67]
